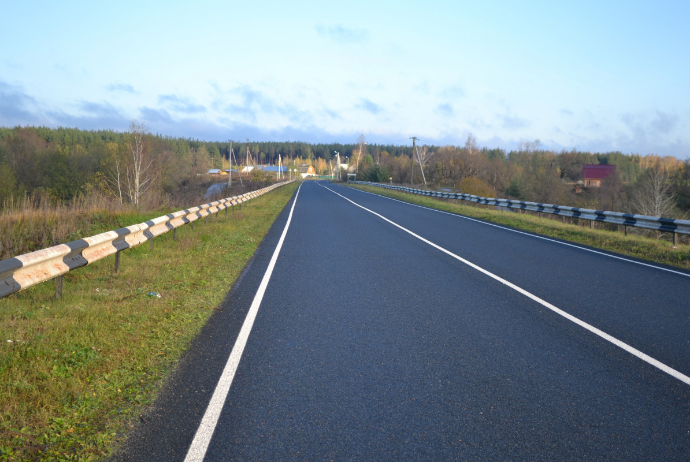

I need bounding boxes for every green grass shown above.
[348,183,690,270]
[0,182,298,461]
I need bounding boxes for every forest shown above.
[1,125,689,220]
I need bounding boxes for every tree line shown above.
[351,136,690,219]
[1,126,689,218]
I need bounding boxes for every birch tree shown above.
[632,164,676,236]
[125,120,156,207]
[103,142,125,205]
[354,134,366,172]
[465,133,478,156]
[416,145,431,167]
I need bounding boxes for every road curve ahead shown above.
[114,180,690,461]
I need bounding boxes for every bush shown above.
[363,165,391,183]
[505,179,524,200]
[455,177,496,198]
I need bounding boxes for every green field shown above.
[0,183,297,461]
[347,183,690,270]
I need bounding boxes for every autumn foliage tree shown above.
[455,177,496,197]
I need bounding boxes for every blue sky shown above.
[1,0,689,157]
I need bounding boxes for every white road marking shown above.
[184,184,301,462]
[340,183,690,278]
[320,183,690,386]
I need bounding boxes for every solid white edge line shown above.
[320,183,690,387]
[340,182,690,278]
[184,184,302,462]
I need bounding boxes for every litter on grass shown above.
[147,292,162,298]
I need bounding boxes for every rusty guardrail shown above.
[0,180,295,299]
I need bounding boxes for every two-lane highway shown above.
[114,180,690,461]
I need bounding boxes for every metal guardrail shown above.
[0,180,295,299]
[351,181,690,241]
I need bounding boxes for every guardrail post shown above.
[114,250,121,273]
[150,237,154,251]
[191,221,195,230]
[673,232,678,246]
[173,228,177,241]
[55,275,63,299]
[590,220,594,229]
[624,225,627,236]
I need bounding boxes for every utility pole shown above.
[410,136,427,186]
[231,146,243,187]
[409,141,414,186]
[227,141,233,188]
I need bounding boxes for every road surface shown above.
[113,180,690,461]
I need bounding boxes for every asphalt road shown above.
[112,180,690,461]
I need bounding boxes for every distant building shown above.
[260,166,287,173]
[239,165,287,173]
[582,164,616,187]
[298,164,316,179]
[207,168,226,175]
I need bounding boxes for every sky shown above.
[1,0,689,157]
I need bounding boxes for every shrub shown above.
[455,177,496,198]
[363,165,391,183]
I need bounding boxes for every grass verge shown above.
[348,183,690,270]
[0,182,298,461]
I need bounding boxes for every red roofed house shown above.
[582,164,616,187]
